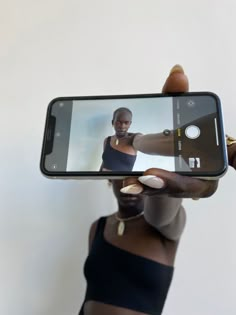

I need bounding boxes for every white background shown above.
[1,1,236,315]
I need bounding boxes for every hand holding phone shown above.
[40,67,227,180]
[119,66,219,202]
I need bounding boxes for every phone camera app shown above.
[185,125,200,139]
[187,99,195,107]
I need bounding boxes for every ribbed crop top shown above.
[79,217,174,315]
[102,136,137,171]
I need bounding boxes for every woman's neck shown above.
[117,205,144,219]
[115,133,128,139]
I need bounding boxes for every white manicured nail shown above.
[138,175,165,189]
[120,184,143,194]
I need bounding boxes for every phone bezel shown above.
[40,91,228,179]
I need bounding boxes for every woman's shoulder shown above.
[89,216,106,232]
[88,217,104,250]
[128,132,143,142]
[103,136,111,148]
[88,215,116,249]
[128,132,142,136]
[88,215,113,243]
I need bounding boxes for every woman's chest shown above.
[103,220,177,266]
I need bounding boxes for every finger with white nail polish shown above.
[120,184,143,194]
[138,175,165,189]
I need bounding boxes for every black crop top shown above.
[102,136,137,171]
[79,217,174,315]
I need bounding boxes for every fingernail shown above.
[120,184,143,194]
[138,175,165,189]
[169,64,184,75]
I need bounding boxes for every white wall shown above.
[1,1,235,314]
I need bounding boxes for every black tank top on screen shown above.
[79,217,174,315]
[102,136,137,171]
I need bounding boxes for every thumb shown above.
[162,65,189,93]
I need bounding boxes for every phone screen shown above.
[41,93,227,177]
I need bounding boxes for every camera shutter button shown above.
[185,125,201,139]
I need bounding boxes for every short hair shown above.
[112,107,132,120]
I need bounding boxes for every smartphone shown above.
[40,92,228,179]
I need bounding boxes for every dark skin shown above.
[228,143,236,169]
[83,65,235,315]
[112,111,132,139]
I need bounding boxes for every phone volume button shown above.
[46,129,52,140]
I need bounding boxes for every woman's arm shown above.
[99,137,108,171]
[144,196,186,241]
[133,132,174,156]
[121,65,217,241]
[88,219,99,251]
